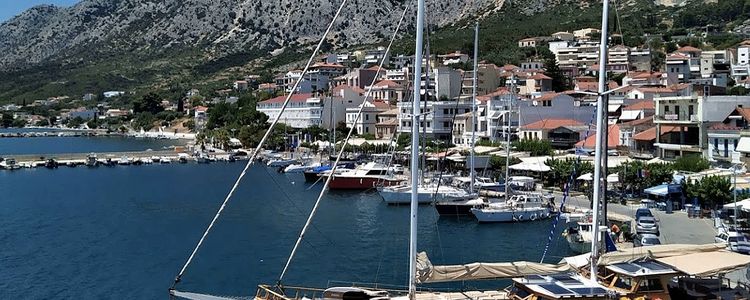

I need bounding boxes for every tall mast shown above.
[505,74,515,197]
[409,0,425,298]
[470,22,479,194]
[590,0,610,281]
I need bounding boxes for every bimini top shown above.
[606,261,678,277]
[511,274,613,298]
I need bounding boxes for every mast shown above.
[470,22,479,194]
[505,74,515,197]
[409,0,425,298]
[590,0,610,281]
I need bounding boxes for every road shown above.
[557,193,750,283]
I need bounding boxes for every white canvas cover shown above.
[656,251,750,276]
[596,243,727,266]
[415,252,571,283]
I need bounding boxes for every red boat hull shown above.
[328,176,403,190]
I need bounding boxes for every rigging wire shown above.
[277,4,411,284]
[170,0,351,288]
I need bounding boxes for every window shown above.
[444,109,449,114]
[365,127,369,133]
[427,122,431,128]
[365,114,369,121]
[444,122,450,128]
[638,278,664,292]
[715,138,719,150]
[735,139,739,150]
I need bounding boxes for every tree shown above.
[1,113,13,128]
[183,120,196,131]
[68,116,85,128]
[87,119,100,129]
[133,92,164,114]
[685,175,732,209]
[133,112,156,131]
[673,155,710,172]
[545,158,594,189]
[543,53,570,92]
[729,86,750,96]
[512,139,553,156]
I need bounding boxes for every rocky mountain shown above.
[0,0,516,69]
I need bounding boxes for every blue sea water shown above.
[0,139,575,299]
[0,136,183,156]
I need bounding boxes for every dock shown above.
[2,149,244,169]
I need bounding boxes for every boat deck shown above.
[254,285,509,300]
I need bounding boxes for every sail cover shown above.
[415,252,572,283]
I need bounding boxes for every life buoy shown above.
[542,212,549,219]
[517,215,524,221]
[531,214,538,221]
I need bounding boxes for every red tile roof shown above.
[373,80,402,88]
[529,73,552,80]
[633,126,679,141]
[536,92,563,101]
[259,93,314,104]
[195,106,209,112]
[667,53,689,60]
[333,85,365,95]
[677,46,702,53]
[370,100,391,110]
[311,62,346,68]
[575,124,620,148]
[631,71,662,79]
[624,100,655,111]
[621,116,653,127]
[522,119,584,130]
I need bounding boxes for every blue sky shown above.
[0,0,79,22]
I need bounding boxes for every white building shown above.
[345,100,392,135]
[397,100,473,140]
[256,91,364,129]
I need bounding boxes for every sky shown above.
[0,0,79,22]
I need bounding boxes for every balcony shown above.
[654,113,699,124]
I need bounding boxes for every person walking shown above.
[611,223,621,243]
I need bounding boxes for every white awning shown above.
[657,251,750,277]
[737,137,750,153]
[509,162,551,172]
[578,173,593,181]
[619,110,643,121]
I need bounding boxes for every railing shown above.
[255,285,327,300]
[654,113,698,122]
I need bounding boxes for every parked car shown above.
[633,233,661,247]
[636,216,660,235]
[715,230,750,254]
[635,208,654,221]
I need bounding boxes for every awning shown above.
[607,173,619,183]
[738,137,750,153]
[595,243,727,267]
[643,184,680,196]
[656,251,750,277]
[415,252,571,283]
[578,173,593,181]
[509,162,551,172]
[619,110,643,121]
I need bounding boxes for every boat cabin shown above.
[507,274,614,299]
[599,261,678,300]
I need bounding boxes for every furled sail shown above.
[415,252,572,283]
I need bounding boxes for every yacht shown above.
[1,158,21,170]
[283,162,320,174]
[434,197,488,215]
[267,158,299,168]
[453,176,503,192]
[379,183,473,204]
[327,162,404,190]
[118,156,132,165]
[564,220,608,254]
[86,153,98,167]
[470,194,553,222]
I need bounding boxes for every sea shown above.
[0,131,575,299]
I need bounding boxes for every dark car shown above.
[635,207,653,221]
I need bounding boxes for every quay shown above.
[1,149,246,169]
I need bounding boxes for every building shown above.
[519,118,587,149]
[103,91,125,98]
[334,68,379,89]
[517,92,595,126]
[233,80,249,91]
[551,32,575,41]
[483,89,520,143]
[397,99,473,140]
[706,107,750,163]
[461,64,502,96]
[731,44,750,82]
[194,106,209,129]
[665,53,691,84]
[653,93,750,159]
[368,80,404,103]
[519,73,553,97]
[433,67,462,100]
[256,92,363,129]
[573,28,600,40]
[281,70,330,93]
[364,47,390,65]
[676,46,702,76]
[438,51,469,65]
[629,48,652,71]
[66,108,97,120]
[518,38,540,48]
[619,99,655,123]
[375,108,399,139]
[345,100,392,135]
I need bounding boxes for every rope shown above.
[171,0,351,287]
[278,4,410,283]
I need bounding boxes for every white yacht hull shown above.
[566,233,592,254]
[379,185,470,204]
[471,207,551,223]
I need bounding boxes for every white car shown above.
[715,230,750,254]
